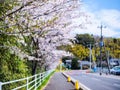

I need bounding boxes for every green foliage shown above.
[0,0,18,17]
[92,49,96,61]
[59,34,120,63]
[38,71,55,90]
[57,45,71,51]
[0,49,29,90]
[56,64,67,71]
[62,56,72,64]
[0,3,31,87]
[104,38,120,58]
[71,57,80,69]
[69,44,89,60]
[75,34,95,48]
[19,35,33,54]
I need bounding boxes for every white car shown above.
[110,66,120,75]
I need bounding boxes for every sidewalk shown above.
[44,72,74,90]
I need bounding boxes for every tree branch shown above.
[0,0,34,21]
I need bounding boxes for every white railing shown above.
[0,70,54,90]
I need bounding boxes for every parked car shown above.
[110,66,120,75]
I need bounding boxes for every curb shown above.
[62,72,91,90]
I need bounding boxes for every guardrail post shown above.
[45,72,47,78]
[26,77,29,90]
[43,73,45,80]
[44,72,46,80]
[35,75,37,90]
[0,82,2,90]
[41,73,42,83]
[39,73,41,85]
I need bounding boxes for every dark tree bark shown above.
[32,60,38,75]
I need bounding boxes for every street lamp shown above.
[89,44,92,70]
[89,43,97,70]
[86,44,92,70]
[98,24,106,75]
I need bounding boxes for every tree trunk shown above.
[32,61,38,75]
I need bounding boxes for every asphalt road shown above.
[66,70,120,90]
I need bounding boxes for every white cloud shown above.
[71,9,120,38]
[98,9,120,29]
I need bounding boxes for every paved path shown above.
[44,72,74,90]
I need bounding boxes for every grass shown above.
[37,71,55,90]
[37,64,67,90]
[55,64,67,72]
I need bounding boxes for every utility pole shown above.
[98,24,106,75]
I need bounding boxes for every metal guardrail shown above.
[0,70,54,90]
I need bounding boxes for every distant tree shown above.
[75,34,95,48]
[113,38,117,43]
[71,57,80,69]
[104,38,120,59]
[62,56,73,64]
[69,44,89,60]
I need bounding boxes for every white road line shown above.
[92,77,101,81]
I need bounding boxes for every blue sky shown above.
[83,0,120,11]
[74,0,120,38]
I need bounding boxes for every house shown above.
[65,60,91,69]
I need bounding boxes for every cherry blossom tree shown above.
[1,0,88,74]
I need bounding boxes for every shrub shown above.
[71,57,80,69]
